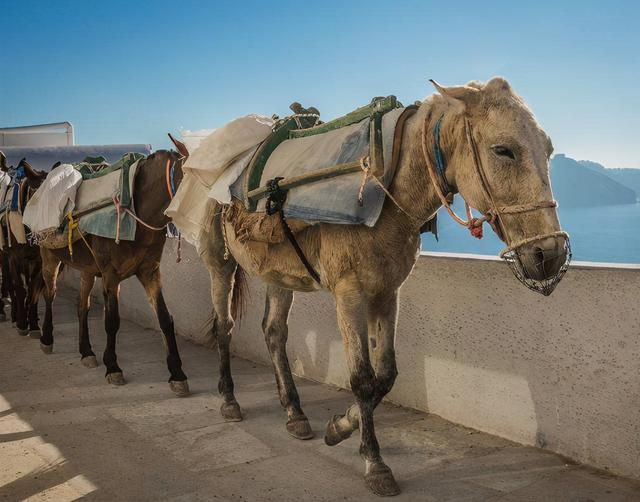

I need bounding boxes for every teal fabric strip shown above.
[77,206,137,241]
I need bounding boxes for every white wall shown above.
[60,243,640,480]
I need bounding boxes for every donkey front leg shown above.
[262,285,313,440]
[78,272,98,367]
[102,277,125,386]
[136,264,189,396]
[325,291,399,447]
[39,249,61,354]
[334,280,400,497]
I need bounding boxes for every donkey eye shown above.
[491,145,515,160]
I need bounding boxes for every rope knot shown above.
[468,219,484,239]
[357,156,371,206]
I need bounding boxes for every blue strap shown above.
[169,161,177,196]
[10,166,25,211]
[433,113,452,195]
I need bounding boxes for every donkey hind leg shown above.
[39,250,61,354]
[78,272,98,368]
[206,260,243,421]
[334,281,400,497]
[262,285,314,440]
[136,264,189,396]
[10,259,29,336]
[0,254,8,322]
[102,277,125,386]
[27,262,42,336]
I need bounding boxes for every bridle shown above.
[421,112,569,258]
[420,111,571,296]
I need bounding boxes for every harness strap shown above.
[165,159,176,198]
[66,212,106,274]
[265,178,321,284]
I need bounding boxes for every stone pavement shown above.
[0,290,638,501]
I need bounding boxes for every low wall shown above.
[60,242,640,480]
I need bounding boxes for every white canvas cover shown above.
[182,115,273,185]
[23,163,83,236]
[165,115,274,250]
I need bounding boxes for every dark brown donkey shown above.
[35,140,191,396]
[3,159,47,336]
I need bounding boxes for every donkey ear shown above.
[168,133,189,159]
[430,79,480,109]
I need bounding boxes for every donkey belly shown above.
[225,222,320,293]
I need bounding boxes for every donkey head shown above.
[429,78,570,294]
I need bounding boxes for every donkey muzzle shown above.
[500,232,571,296]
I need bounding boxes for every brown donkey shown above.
[36,142,192,396]
[199,78,570,496]
[3,159,48,336]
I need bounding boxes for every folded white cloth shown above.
[166,115,273,250]
[23,163,82,235]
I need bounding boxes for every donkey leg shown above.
[9,260,28,336]
[206,262,243,421]
[262,285,313,440]
[136,264,189,396]
[102,278,125,385]
[334,280,400,497]
[27,263,42,336]
[27,302,40,333]
[325,291,399,447]
[1,252,12,322]
[78,272,98,368]
[39,250,60,354]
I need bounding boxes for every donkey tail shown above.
[231,265,249,323]
[29,263,64,305]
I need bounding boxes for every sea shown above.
[421,202,640,264]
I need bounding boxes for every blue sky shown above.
[1,0,638,167]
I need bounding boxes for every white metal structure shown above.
[0,122,75,147]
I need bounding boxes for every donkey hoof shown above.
[286,417,314,440]
[40,342,53,354]
[324,415,353,446]
[106,372,125,386]
[365,463,400,497]
[29,329,42,339]
[17,327,29,337]
[220,401,243,422]
[81,356,99,368]
[169,380,191,397]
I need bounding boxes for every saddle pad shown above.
[73,159,141,242]
[0,171,11,213]
[25,158,141,247]
[0,174,27,248]
[230,107,406,226]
